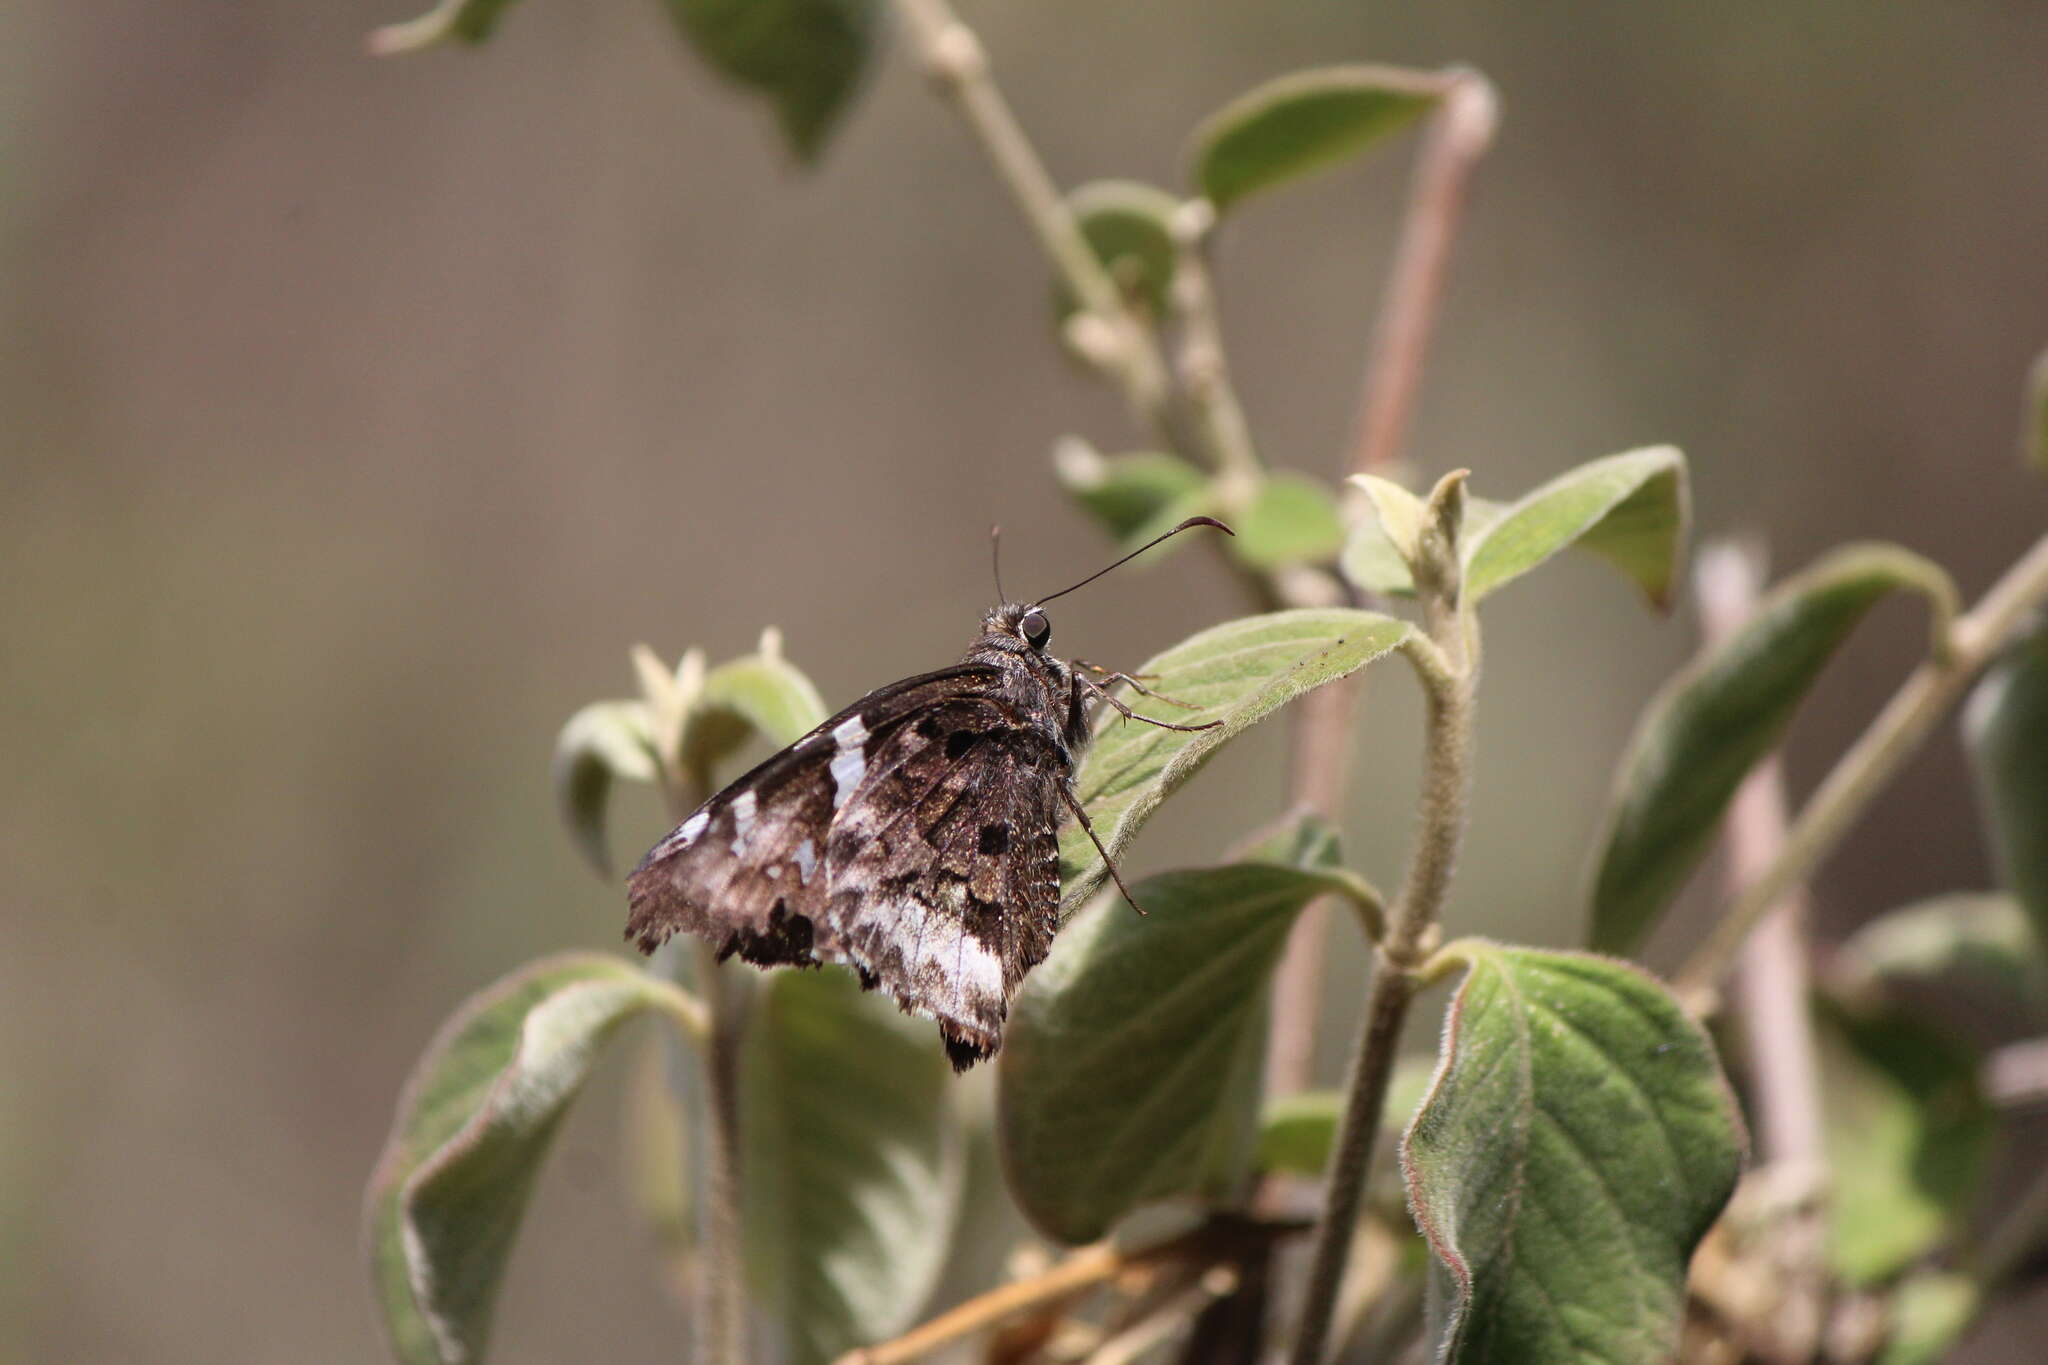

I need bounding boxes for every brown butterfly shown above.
[625,517,1230,1068]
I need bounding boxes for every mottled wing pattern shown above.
[819,697,1065,1069]
[624,738,837,965]
[624,664,1011,973]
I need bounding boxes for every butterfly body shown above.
[627,603,1091,1069]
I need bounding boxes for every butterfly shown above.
[625,516,1232,1069]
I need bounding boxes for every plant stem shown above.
[1343,70,1497,479]
[1696,541,1829,1358]
[1171,201,1261,486]
[654,761,749,1365]
[1696,542,1827,1174]
[688,939,751,1365]
[1290,626,1475,1365]
[888,0,1171,429]
[1678,530,2048,999]
[836,1220,1294,1365]
[1264,71,1495,1099]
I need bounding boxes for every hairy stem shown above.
[1290,627,1475,1365]
[1678,530,2048,998]
[889,0,1171,428]
[1264,72,1496,1099]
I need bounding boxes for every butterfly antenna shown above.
[990,524,1008,603]
[1034,516,1234,606]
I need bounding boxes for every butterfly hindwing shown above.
[818,696,1066,1067]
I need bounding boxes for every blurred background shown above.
[4,1,2047,1361]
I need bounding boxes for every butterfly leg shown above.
[1070,659,1204,710]
[1058,783,1146,917]
[1079,673,1221,733]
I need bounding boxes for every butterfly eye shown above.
[1020,609,1051,649]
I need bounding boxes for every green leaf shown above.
[551,701,659,880]
[1052,440,1212,551]
[365,954,698,1365]
[1818,997,1993,1285]
[1342,486,1507,599]
[1231,472,1347,570]
[367,0,522,55]
[742,967,962,1362]
[679,634,828,787]
[1587,544,1958,955]
[1000,855,1363,1244]
[662,0,881,162]
[1461,446,1689,608]
[1188,65,1441,213]
[1880,1271,1981,1365]
[1054,181,1182,328]
[1402,944,1744,1364]
[1256,1060,1432,1178]
[2025,350,2048,475]
[1965,621,2048,947]
[1350,474,1429,584]
[1835,892,2045,1009]
[1060,609,1415,910]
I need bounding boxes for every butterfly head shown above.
[984,602,1053,652]
[980,516,1231,658]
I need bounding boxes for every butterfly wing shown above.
[624,664,1007,970]
[819,697,1065,1069]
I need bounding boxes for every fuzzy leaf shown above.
[1000,855,1364,1244]
[551,701,659,880]
[1403,944,1743,1364]
[1343,520,1420,598]
[1054,181,1182,327]
[1051,440,1212,551]
[1343,486,1507,598]
[1836,892,2044,1009]
[1189,65,1440,212]
[1353,474,1430,573]
[1964,621,2048,947]
[1060,609,1414,910]
[1461,446,1689,608]
[368,0,522,54]
[1588,544,1958,954]
[1232,472,1347,570]
[742,967,962,1362]
[662,0,880,162]
[1818,998,1993,1285]
[679,640,828,786]
[365,954,697,1365]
